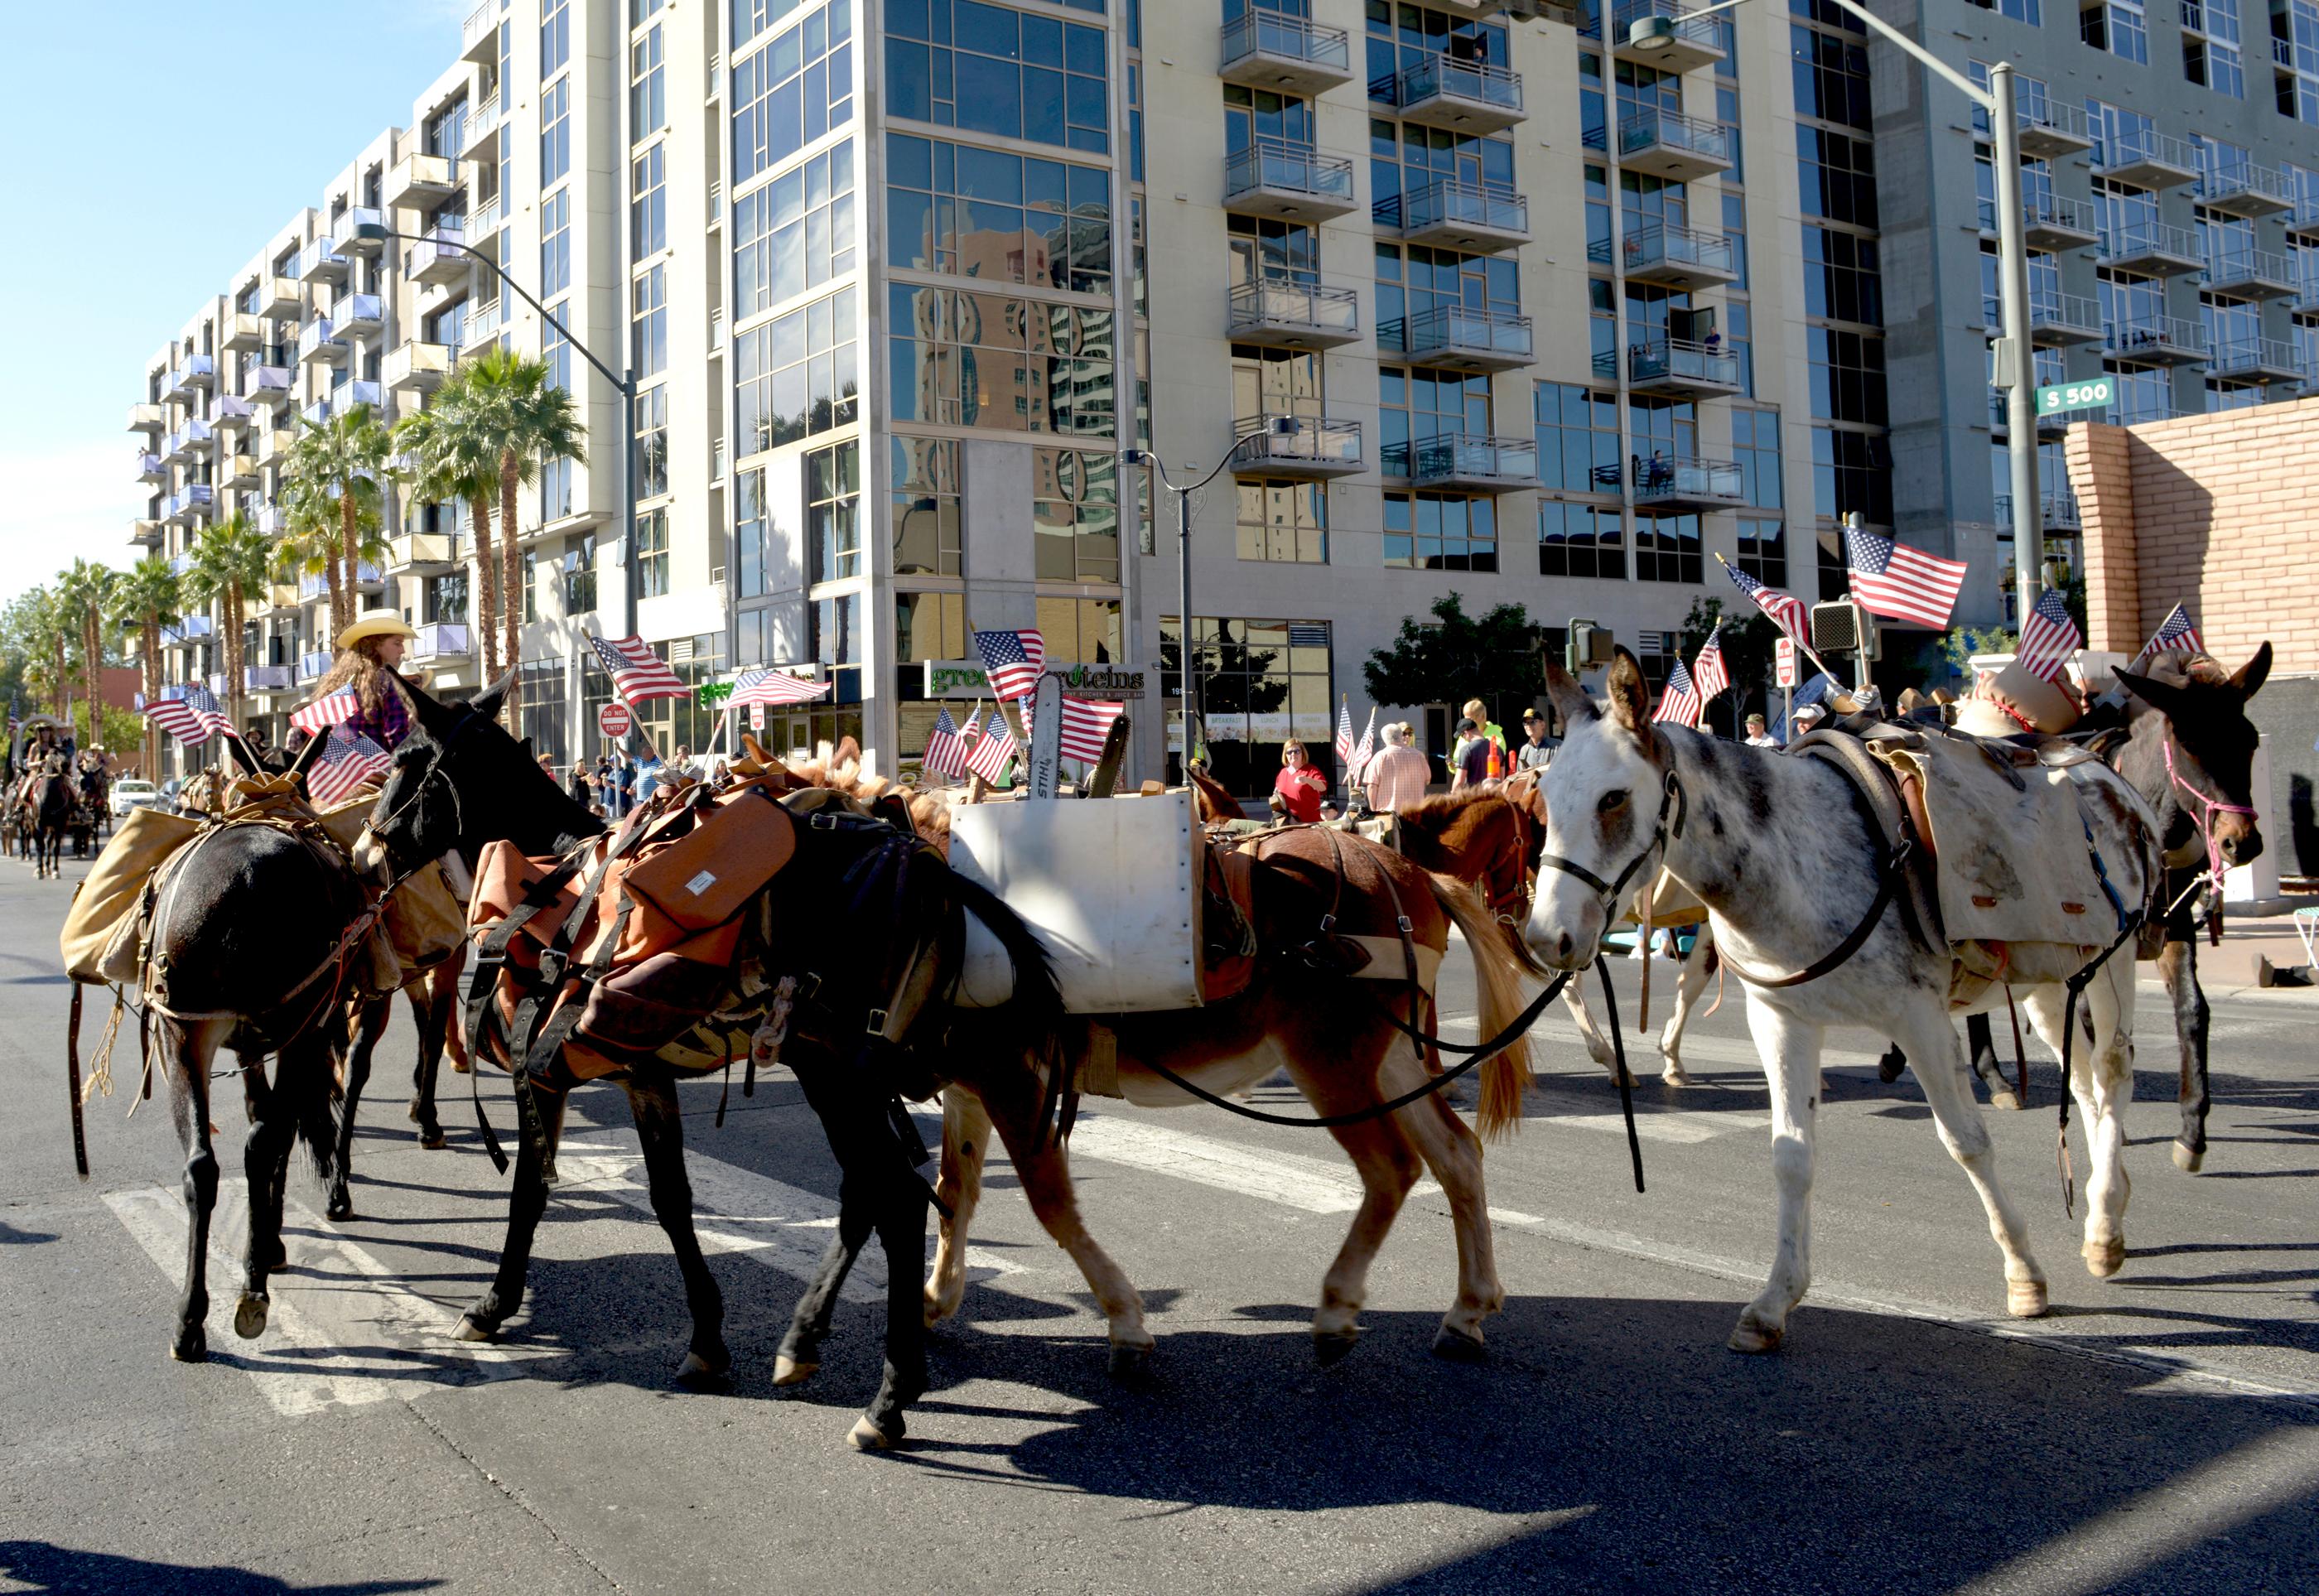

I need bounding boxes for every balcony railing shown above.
[1218,10,1353,93]
[299,562,384,601]
[1617,107,1731,179]
[1994,490,2082,530]
[1398,178,1529,248]
[1603,221,1737,286]
[244,663,296,692]
[335,292,384,331]
[461,297,509,351]
[304,381,383,427]
[2091,127,2197,186]
[128,403,166,434]
[2203,245,2298,297]
[1225,278,1361,348]
[2193,160,2293,216]
[1396,303,1534,369]
[2020,193,2099,248]
[1631,454,1744,509]
[411,622,474,662]
[410,225,469,287]
[1391,52,1524,132]
[388,531,463,568]
[2014,97,2092,157]
[2207,334,2300,380]
[1231,415,1365,477]
[211,394,255,432]
[2096,219,2202,274]
[1613,333,1744,394]
[2103,314,2207,361]
[1388,434,1540,489]
[386,152,462,210]
[135,451,166,484]
[333,206,387,254]
[243,364,296,405]
[297,318,346,365]
[162,616,214,644]
[296,237,348,282]
[299,649,334,683]
[386,340,456,391]
[1223,138,1358,218]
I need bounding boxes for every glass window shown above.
[562,532,599,614]
[541,78,571,187]
[633,144,667,257]
[895,591,971,715]
[1534,381,1622,494]
[734,468,770,598]
[632,264,668,379]
[736,141,857,316]
[1736,517,1786,587]
[886,282,1115,436]
[636,506,671,595]
[887,0,1110,153]
[808,439,861,583]
[1635,513,1702,583]
[543,303,571,392]
[882,133,1110,292]
[1034,444,1123,581]
[542,0,570,77]
[1367,116,1516,231]
[635,386,669,500]
[1158,614,1333,793]
[737,285,860,453]
[890,435,962,576]
[1235,479,1328,564]
[632,27,666,138]
[540,189,571,297]
[1377,364,1491,473]
[733,0,856,186]
[1382,490,1495,571]
[540,456,574,523]
[1732,407,1781,508]
[1537,499,1625,580]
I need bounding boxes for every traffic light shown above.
[1564,619,1615,673]
[1810,599,1879,661]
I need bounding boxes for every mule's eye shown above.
[1597,788,1627,815]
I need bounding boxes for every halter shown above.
[2161,732,2256,886]
[1481,787,1540,925]
[369,710,486,854]
[1536,752,1686,919]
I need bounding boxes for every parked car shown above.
[110,779,162,819]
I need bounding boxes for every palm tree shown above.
[393,399,503,680]
[111,557,181,777]
[184,515,272,732]
[22,586,70,719]
[56,560,123,748]
[456,346,588,718]
[283,403,393,641]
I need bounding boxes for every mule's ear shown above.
[2231,640,2273,702]
[288,726,330,785]
[1604,647,1651,733]
[397,669,456,736]
[223,732,260,778]
[1543,662,1594,729]
[834,735,862,768]
[466,668,517,726]
[2114,668,2189,720]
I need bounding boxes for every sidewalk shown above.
[2153,908,2319,998]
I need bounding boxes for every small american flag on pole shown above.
[2140,602,2203,661]
[289,685,359,735]
[1348,706,1376,784]
[965,708,1018,784]
[1844,525,1967,630]
[2015,588,2083,683]
[1690,624,1731,706]
[588,634,690,703]
[1652,661,1702,726]
[730,666,831,707]
[1025,695,1125,764]
[1723,561,1811,644]
[307,727,393,808]
[145,684,231,746]
[1333,701,1355,767]
[921,708,971,779]
[971,629,1045,702]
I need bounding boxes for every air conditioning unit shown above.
[1809,599,1879,659]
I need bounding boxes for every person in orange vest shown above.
[1461,697,1507,780]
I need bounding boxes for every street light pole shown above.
[1628,0,2037,633]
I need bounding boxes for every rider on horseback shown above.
[308,610,421,754]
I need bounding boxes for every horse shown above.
[352,677,1067,1449]
[135,731,363,1362]
[1525,649,2160,1355]
[28,768,75,880]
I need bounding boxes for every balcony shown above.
[1217,10,1354,96]
[135,451,167,485]
[220,313,263,354]
[410,622,474,663]
[128,403,166,436]
[1397,304,1534,371]
[1222,139,1358,223]
[386,340,455,393]
[1391,53,1524,135]
[2203,246,2299,299]
[2020,194,2099,252]
[1632,454,1744,512]
[210,395,255,436]
[1229,415,1366,480]
[165,354,215,399]
[461,297,509,351]
[1994,490,2082,532]
[163,485,215,526]
[2104,314,2207,364]
[1391,434,1540,493]
[2022,289,2104,346]
[304,381,383,427]
[332,207,387,256]
[297,318,347,367]
[162,616,214,644]
[388,532,463,571]
[2097,219,2203,277]
[222,451,261,490]
[244,663,296,693]
[1618,108,1731,182]
[409,225,469,287]
[298,649,333,684]
[243,364,297,407]
[335,293,383,335]
[2015,99,2093,160]
[462,0,498,60]
[2093,128,2197,189]
[386,152,462,210]
[1398,178,1530,253]
[256,275,301,320]
[2207,335,2301,383]
[258,427,298,465]
[1225,278,1361,350]
[172,418,215,460]
[301,562,384,601]
[461,93,501,156]
[2289,202,2319,248]
[1618,333,1745,399]
[129,518,164,549]
[2194,162,2293,219]
[296,237,348,285]
[261,581,299,610]
[1613,0,1727,72]
[256,507,292,540]
[1606,221,1737,290]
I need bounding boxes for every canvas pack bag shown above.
[60,805,202,986]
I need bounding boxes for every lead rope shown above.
[1593,955,1647,1193]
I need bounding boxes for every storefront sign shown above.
[922,660,1145,700]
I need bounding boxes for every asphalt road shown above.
[2,847,2315,1595]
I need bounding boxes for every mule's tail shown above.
[1425,874,1532,1141]
[290,1013,350,1187]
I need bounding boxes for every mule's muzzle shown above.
[2215,818,2262,867]
[350,827,393,886]
[1525,885,1606,973]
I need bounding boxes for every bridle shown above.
[1479,787,1540,925]
[368,711,486,863]
[2161,730,2256,886]
[1535,747,1687,921]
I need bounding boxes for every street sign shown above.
[1774,638,1797,688]
[598,701,633,740]
[2035,377,2114,417]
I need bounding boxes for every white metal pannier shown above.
[948,789,1203,1013]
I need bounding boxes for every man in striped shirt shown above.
[1362,722,1433,814]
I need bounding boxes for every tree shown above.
[1362,593,1544,734]
[183,515,271,732]
[284,403,393,641]
[1912,624,2018,691]
[110,556,181,777]
[56,561,123,746]
[393,399,502,679]
[1676,595,1781,735]
[2,587,73,719]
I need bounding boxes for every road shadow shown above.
[0,1541,440,1595]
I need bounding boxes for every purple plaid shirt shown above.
[345,682,412,751]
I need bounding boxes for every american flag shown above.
[730,666,831,707]
[921,708,972,779]
[2141,602,2204,660]
[1348,706,1376,784]
[1723,561,1810,643]
[1025,694,1126,764]
[145,684,231,746]
[307,727,392,807]
[588,633,689,703]
[965,708,1018,784]
[289,685,360,735]
[1333,701,1355,767]
[1690,624,1731,706]
[971,628,1046,702]
[2015,588,2083,684]
[1844,525,1967,630]
[1652,661,1702,726]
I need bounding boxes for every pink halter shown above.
[2162,733,2258,884]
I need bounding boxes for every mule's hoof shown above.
[325,1195,354,1223]
[1431,1324,1487,1363]
[417,1128,448,1150]
[1727,1312,1783,1355]
[1312,1328,1359,1367]
[2172,1141,2204,1174]
[234,1294,269,1340]
[847,1415,899,1452]
[453,1315,499,1344]
[921,1292,960,1328]
[771,1354,818,1387]
[171,1326,207,1363]
[1989,1087,2022,1111]
[2084,1238,2126,1278]
[1878,1056,1907,1084]
[675,1348,732,1391]
[1661,1068,1690,1088]
[2007,1279,2050,1319]
[1106,1342,1154,1381]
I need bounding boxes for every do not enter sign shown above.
[599,701,634,740]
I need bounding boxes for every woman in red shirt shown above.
[1272,740,1327,824]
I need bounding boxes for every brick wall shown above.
[2065,395,2319,674]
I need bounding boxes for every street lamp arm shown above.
[354,224,631,394]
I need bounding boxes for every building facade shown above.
[126,0,2319,794]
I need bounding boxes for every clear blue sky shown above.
[0,2,469,605]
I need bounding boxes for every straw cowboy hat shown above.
[336,610,418,650]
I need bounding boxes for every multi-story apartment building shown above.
[128,0,2319,795]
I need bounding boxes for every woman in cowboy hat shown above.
[315,609,422,751]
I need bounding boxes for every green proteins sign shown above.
[2035,377,2114,417]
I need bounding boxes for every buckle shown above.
[1396,914,1413,934]
[865,1007,890,1039]
[1319,914,1337,933]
